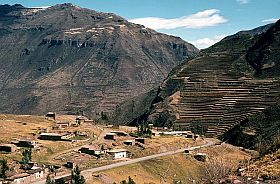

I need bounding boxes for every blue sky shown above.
[1,0,279,49]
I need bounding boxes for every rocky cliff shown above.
[0,4,199,122]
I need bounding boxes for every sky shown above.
[0,0,279,49]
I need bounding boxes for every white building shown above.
[107,149,127,159]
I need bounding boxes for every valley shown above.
[0,2,280,184]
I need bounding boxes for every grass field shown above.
[87,154,201,184]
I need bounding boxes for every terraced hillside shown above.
[173,54,280,137]
[147,20,280,138]
[0,4,198,122]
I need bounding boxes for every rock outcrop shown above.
[0,4,199,122]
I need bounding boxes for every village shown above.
[0,113,206,184]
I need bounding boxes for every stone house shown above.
[45,112,55,120]
[39,133,73,141]
[16,140,36,148]
[185,133,194,139]
[110,131,128,136]
[123,140,135,146]
[0,144,17,153]
[56,121,70,129]
[104,133,116,140]
[76,116,86,124]
[6,167,46,184]
[26,168,45,181]
[135,138,147,144]
[107,149,127,159]
[79,145,106,156]
[39,133,62,141]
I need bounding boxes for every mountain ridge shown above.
[0,4,199,123]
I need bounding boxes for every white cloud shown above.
[236,0,249,4]
[129,9,227,30]
[190,35,226,49]
[262,18,279,23]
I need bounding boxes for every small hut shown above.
[45,112,56,120]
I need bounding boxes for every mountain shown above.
[0,4,198,122]
[144,20,280,137]
[222,20,280,152]
[203,23,274,54]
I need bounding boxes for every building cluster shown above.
[38,114,93,142]
[75,129,151,160]
[79,145,128,159]
[0,113,96,184]
[158,130,200,139]
[0,114,201,184]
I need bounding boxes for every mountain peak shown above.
[0,4,26,17]
[50,3,81,10]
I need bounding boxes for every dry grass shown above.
[0,114,52,142]
[86,144,250,184]
[244,148,280,179]
[87,154,201,184]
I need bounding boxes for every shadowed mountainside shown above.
[0,3,199,122]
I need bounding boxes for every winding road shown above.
[32,139,214,184]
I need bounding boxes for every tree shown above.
[22,149,32,164]
[120,176,136,184]
[56,178,65,184]
[120,181,127,184]
[0,159,9,179]
[128,176,136,184]
[137,122,152,138]
[101,111,109,121]
[71,165,85,184]
[46,174,55,184]
[21,149,32,169]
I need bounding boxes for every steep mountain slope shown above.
[246,20,280,76]
[0,4,198,122]
[222,20,280,151]
[146,21,280,137]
